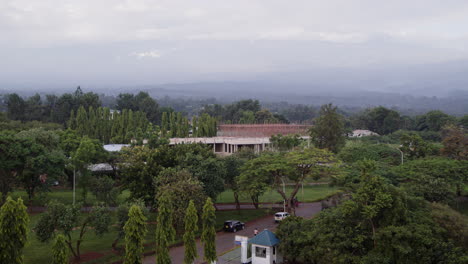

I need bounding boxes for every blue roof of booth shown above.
[248,230,280,246]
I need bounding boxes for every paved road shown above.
[142,202,321,264]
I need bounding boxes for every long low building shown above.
[169,136,309,155]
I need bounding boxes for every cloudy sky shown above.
[1,0,468,90]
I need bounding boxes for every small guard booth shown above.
[244,229,282,264]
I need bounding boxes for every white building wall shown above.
[251,244,273,264]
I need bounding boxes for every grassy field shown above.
[11,184,339,206]
[216,184,340,203]
[23,209,270,264]
[10,188,131,206]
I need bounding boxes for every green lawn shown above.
[23,209,270,264]
[10,189,131,206]
[216,184,340,203]
[11,184,338,207]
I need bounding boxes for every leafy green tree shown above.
[154,168,206,231]
[222,155,247,210]
[338,141,401,165]
[59,128,81,157]
[172,143,226,199]
[270,134,302,152]
[357,106,401,135]
[430,203,468,248]
[416,110,455,131]
[286,148,340,214]
[0,197,29,264]
[35,202,111,260]
[254,109,279,124]
[72,136,107,203]
[310,103,346,153]
[52,234,69,264]
[16,128,66,200]
[120,146,163,205]
[124,205,148,264]
[6,93,26,121]
[277,162,467,264]
[239,148,339,214]
[390,158,467,202]
[183,200,198,264]
[239,110,255,124]
[0,132,27,203]
[89,176,120,206]
[441,125,467,160]
[155,193,175,264]
[24,93,43,121]
[238,152,289,209]
[201,197,217,264]
[399,132,432,160]
[344,160,393,247]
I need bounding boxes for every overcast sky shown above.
[1,0,468,90]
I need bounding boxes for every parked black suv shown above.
[223,220,245,232]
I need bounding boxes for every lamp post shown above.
[397,146,404,165]
[280,177,286,212]
[73,168,76,205]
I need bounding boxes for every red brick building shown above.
[217,124,311,137]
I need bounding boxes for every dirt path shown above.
[142,202,321,264]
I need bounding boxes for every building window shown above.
[255,246,267,258]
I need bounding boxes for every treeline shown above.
[6,87,100,124]
[68,106,152,144]
[200,99,288,124]
[3,88,468,143]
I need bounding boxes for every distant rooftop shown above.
[103,144,131,152]
[88,163,114,172]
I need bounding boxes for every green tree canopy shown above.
[183,200,198,264]
[201,198,217,264]
[154,168,206,231]
[310,103,346,153]
[123,205,148,264]
[0,197,29,264]
[155,193,175,264]
[277,162,467,263]
[35,202,111,260]
[52,234,69,264]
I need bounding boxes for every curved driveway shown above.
[143,202,321,264]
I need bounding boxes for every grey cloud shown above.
[1,0,468,91]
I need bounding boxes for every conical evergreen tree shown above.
[124,205,148,264]
[68,109,76,129]
[183,200,198,264]
[191,117,197,137]
[201,197,217,264]
[0,197,29,264]
[155,193,175,264]
[87,106,96,138]
[52,234,69,264]
[169,112,176,138]
[161,112,168,136]
[75,106,88,136]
